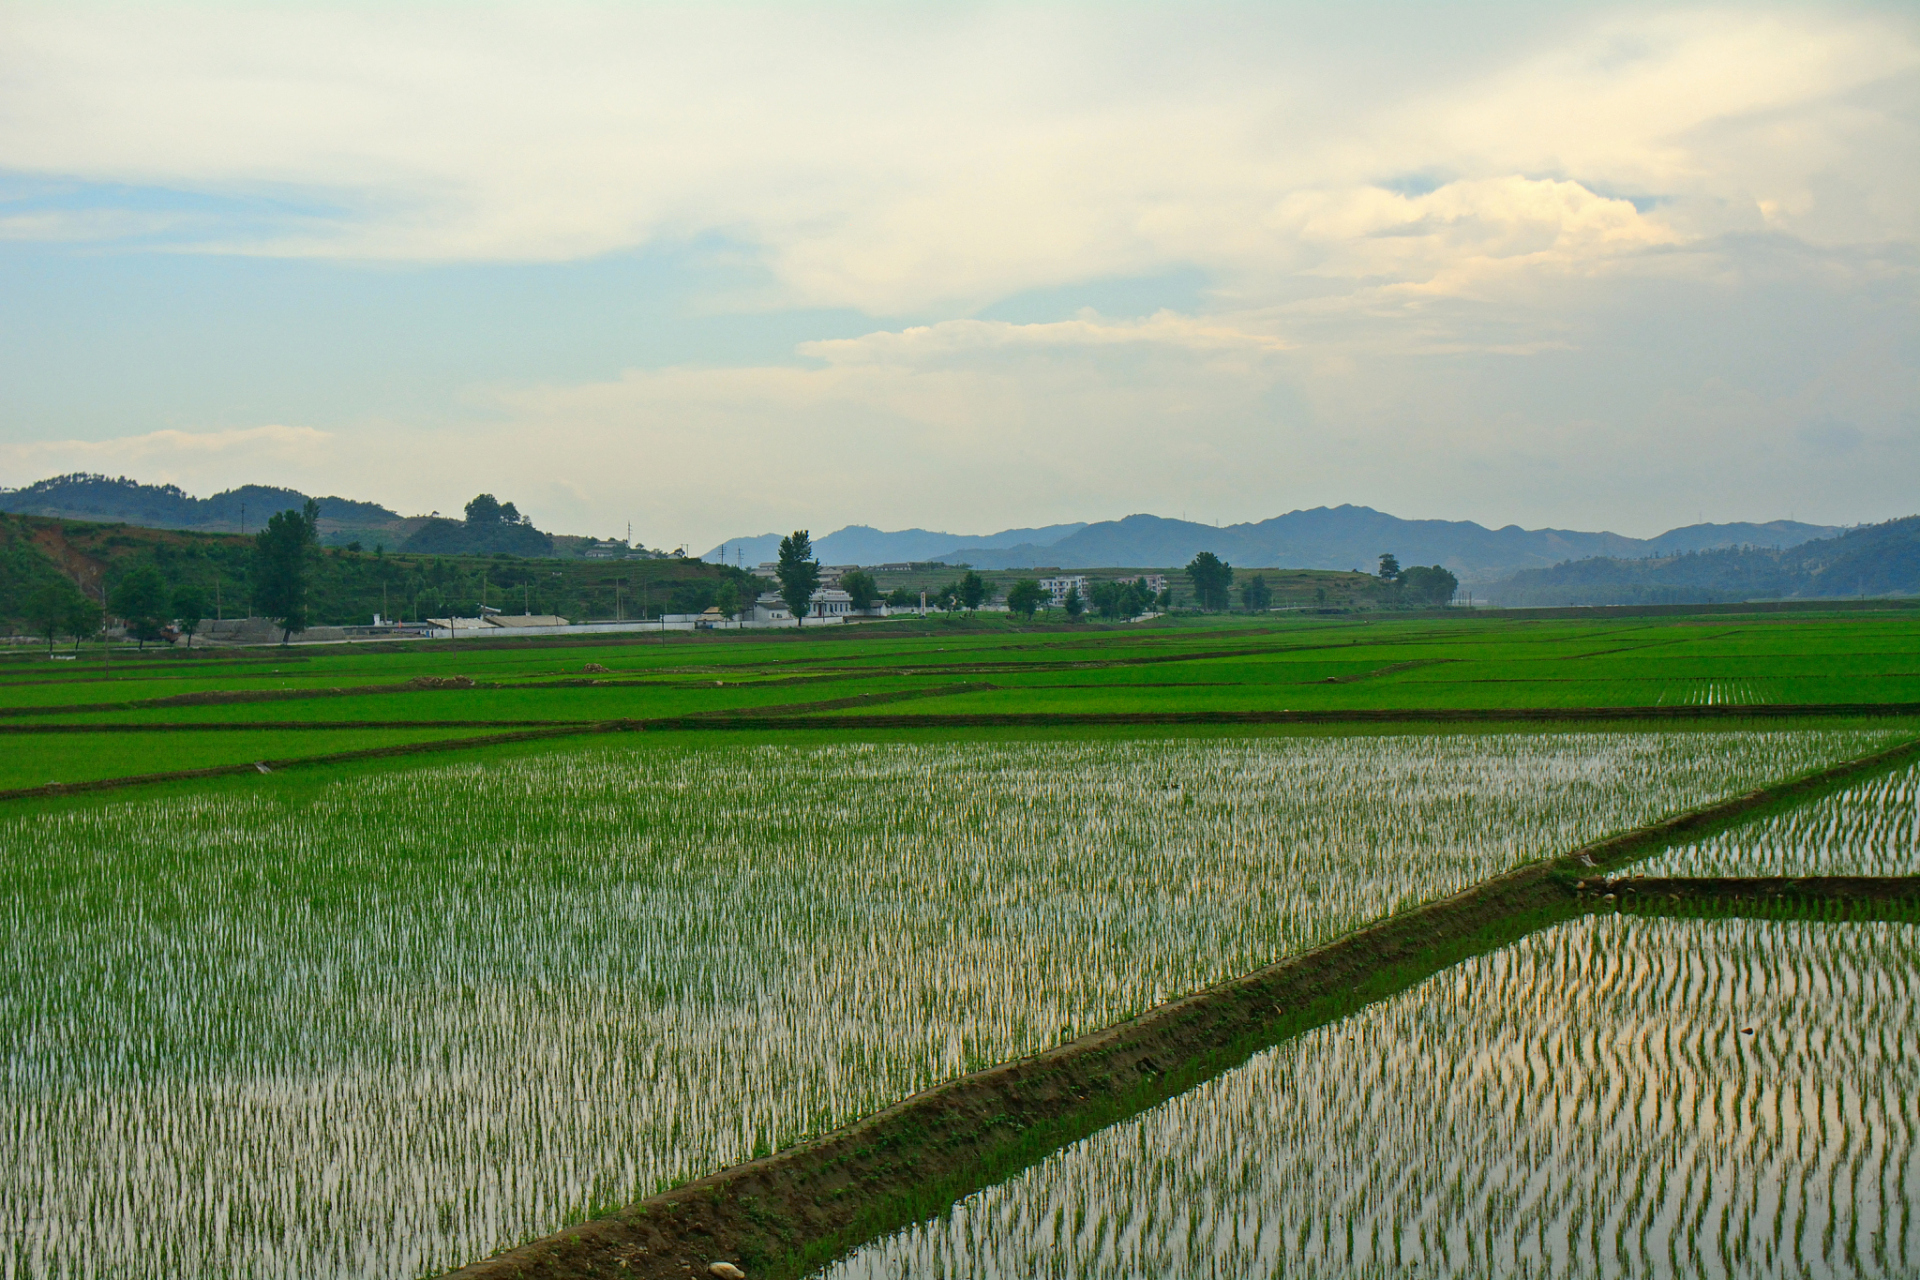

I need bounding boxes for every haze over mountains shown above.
[1482,516,1920,607]
[707,508,1843,583]
[3,472,1875,595]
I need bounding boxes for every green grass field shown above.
[2,607,1917,791]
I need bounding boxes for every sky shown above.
[1,1,1916,550]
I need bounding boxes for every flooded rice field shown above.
[820,911,1920,1280]
[0,730,1893,1278]
[1640,759,1920,879]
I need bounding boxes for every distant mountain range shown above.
[7,475,1872,590]
[708,507,1843,582]
[703,523,1090,567]
[1481,516,1920,606]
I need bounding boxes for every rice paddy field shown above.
[1639,759,1920,878]
[0,729,1896,1279]
[818,909,1920,1280]
[3,607,1920,793]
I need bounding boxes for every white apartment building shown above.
[1037,573,1166,609]
[1039,575,1089,607]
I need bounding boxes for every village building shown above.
[750,587,860,622]
[1039,575,1089,608]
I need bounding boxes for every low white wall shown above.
[426,616,849,638]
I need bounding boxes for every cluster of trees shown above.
[400,493,554,557]
[765,538,993,620]
[1377,553,1460,607]
[6,502,758,647]
[13,503,319,648]
[1089,577,1163,619]
[1182,553,1270,612]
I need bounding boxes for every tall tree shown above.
[957,570,987,611]
[1005,579,1044,618]
[1240,573,1272,613]
[1377,553,1402,583]
[1063,585,1084,621]
[254,500,320,644]
[26,581,78,652]
[110,564,170,649]
[841,569,879,612]
[172,584,207,649]
[64,596,102,650]
[775,530,821,625]
[1185,552,1234,611]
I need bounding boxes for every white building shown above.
[426,613,571,632]
[750,587,865,622]
[753,564,861,587]
[1039,575,1089,607]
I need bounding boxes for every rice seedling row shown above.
[820,911,1920,1279]
[1642,761,1920,878]
[0,729,1894,1279]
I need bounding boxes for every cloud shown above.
[0,5,1912,314]
[0,4,1914,546]
[798,313,1293,365]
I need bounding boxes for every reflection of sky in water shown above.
[0,732,1891,1279]
[1641,760,1920,878]
[822,913,1920,1280]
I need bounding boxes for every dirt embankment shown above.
[436,736,1920,1280]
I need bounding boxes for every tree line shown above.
[5,502,757,648]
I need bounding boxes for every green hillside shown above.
[1485,515,1920,606]
[0,512,744,636]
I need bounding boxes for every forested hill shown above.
[1482,516,1920,607]
[0,473,403,535]
[0,474,563,555]
[0,512,742,634]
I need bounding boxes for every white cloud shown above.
[798,313,1292,365]
[1,4,1915,544]
[1,5,1912,313]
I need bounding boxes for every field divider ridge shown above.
[0,720,596,733]
[0,723,624,803]
[433,732,1920,1280]
[634,702,1920,730]
[0,674,498,718]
